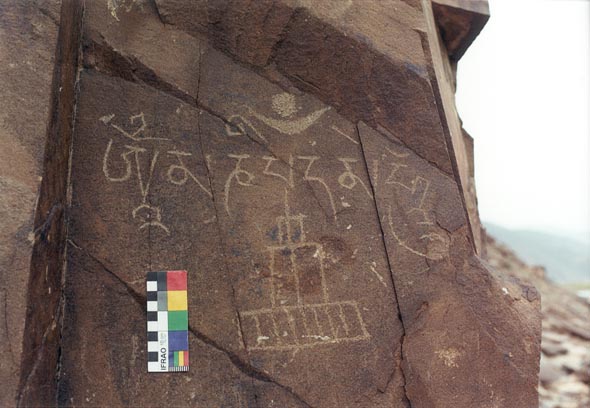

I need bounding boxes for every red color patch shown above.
[167,270,187,290]
[183,350,189,366]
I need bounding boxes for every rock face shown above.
[486,236,590,408]
[5,1,542,407]
[0,1,62,406]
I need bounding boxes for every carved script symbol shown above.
[132,204,170,235]
[298,156,337,222]
[224,154,255,216]
[100,112,171,235]
[383,150,449,260]
[331,125,359,145]
[262,155,294,189]
[103,139,132,182]
[225,115,268,143]
[99,112,168,142]
[166,150,212,198]
[337,158,373,199]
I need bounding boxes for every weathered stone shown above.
[0,1,61,406]
[155,0,454,179]
[541,342,567,357]
[422,0,485,256]
[359,121,541,406]
[16,0,82,405]
[486,235,590,408]
[9,0,542,407]
[432,0,490,60]
[539,355,563,385]
[461,129,485,255]
[60,52,408,406]
[83,0,203,100]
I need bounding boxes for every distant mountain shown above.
[484,223,590,284]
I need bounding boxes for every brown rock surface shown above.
[5,0,543,407]
[486,235,590,408]
[0,1,61,406]
[431,0,490,61]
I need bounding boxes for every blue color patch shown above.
[168,330,189,351]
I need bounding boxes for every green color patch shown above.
[168,310,188,331]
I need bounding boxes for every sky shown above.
[456,0,589,242]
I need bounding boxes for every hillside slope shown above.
[485,223,589,284]
[486,234,590,407]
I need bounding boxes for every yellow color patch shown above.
[179,351,184,367]
[167,290,187,311]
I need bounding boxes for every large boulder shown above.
[8,1,541,407]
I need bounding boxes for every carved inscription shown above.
[221,153,367,223]
[96,103,448,354]
[381,147,450,260]
[98,110,448,261]
[239,191,370,352]
[99,109,448,265]
[99,112,211,234]
[226,92,331,139]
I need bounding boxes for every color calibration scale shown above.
[147,270,189,372]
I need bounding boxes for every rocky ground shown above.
[486,234,590,408]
